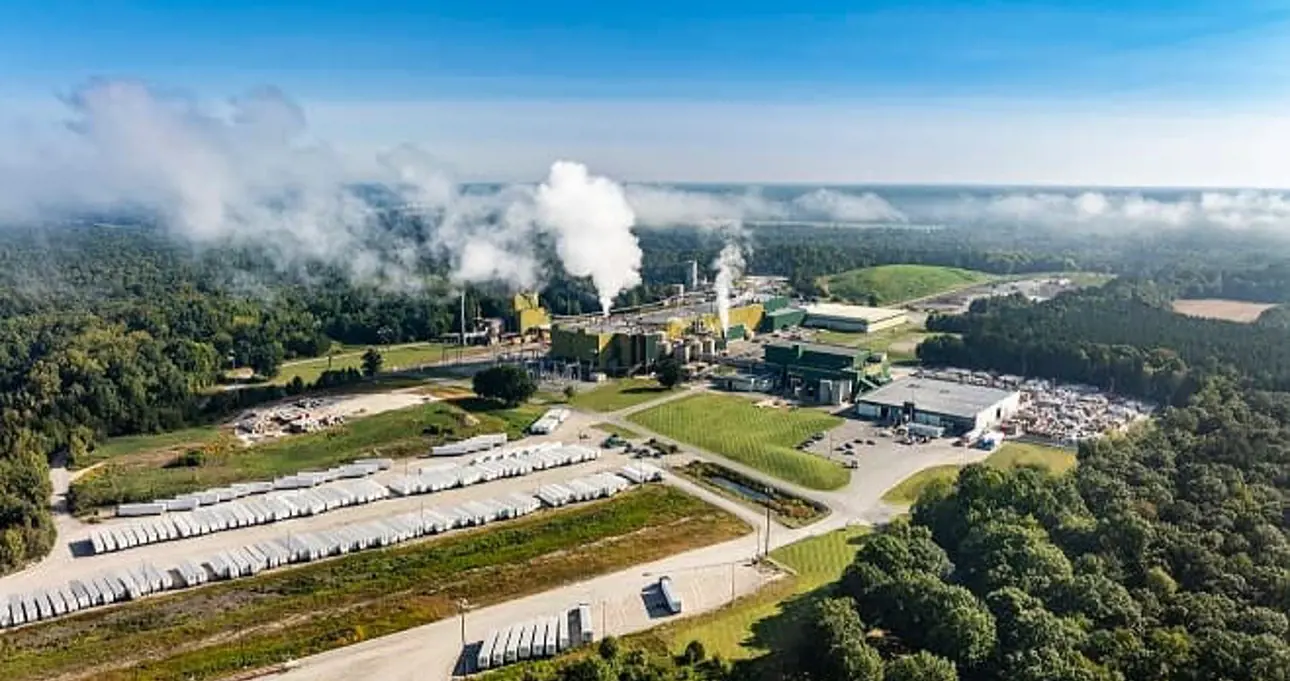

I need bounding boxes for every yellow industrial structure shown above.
[511,292,551,334]
[548,298,772,372]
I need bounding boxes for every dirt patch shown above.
[1172,298,1277,323]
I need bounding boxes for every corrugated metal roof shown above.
[857,378,1017,419]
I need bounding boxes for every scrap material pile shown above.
[1011,379,1152,444]
[1,466,654,630]
[234,398,345,442]
[914,368,1151,444]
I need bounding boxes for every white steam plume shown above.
[0,80,641,297]
[713,242,746,336]
[535,161,642,315]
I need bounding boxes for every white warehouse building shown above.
[803,303,907,334]
[854,378,1020,435]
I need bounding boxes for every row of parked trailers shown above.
[90,478,391,555]
[475,603,595,671]
[115,458,394,517]
[385,444,601,497]
[527,407,571,435]
[4,469,653,631]
[429,432,508,457]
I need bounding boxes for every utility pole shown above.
[458,598,469,646]
[764,507,772,556]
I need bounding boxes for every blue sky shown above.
[3,1,1290,185]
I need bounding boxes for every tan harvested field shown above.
[1172,298,1277,323]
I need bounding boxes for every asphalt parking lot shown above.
[804,415,966,467]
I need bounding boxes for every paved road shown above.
[268,388,984,680]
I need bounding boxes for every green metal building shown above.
[762,340,891,403]
[760,307,807,332]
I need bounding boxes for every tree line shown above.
[917,279,1290,404]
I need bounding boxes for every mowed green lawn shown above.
[822,264,994,305]
[569,378,670,412]
[267,343,462,386]
[628,394,849,490]
[660,527,870,660]
[881,441,1078,505]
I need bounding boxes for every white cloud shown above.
[623,185,905,226]
[920,190,1290,231]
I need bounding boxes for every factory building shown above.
[760,307,807,332]
[548,324,667,375]
[803,303,907,334]
[854,378,1021,435]
[511,292,551,335]
[763,341,891,404]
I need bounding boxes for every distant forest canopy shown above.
[0,217,1288,574]
[918,274,1290,405]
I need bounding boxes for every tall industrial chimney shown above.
[686,260,699,290]
[459,289,466,346]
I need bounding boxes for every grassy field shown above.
[880,441,1078,505]
[0,486,748,681]
[814,319,933,363]
[264,343,463,386]
[569,378,671,412]
[70,399,541,512]
[821,264,995,305]
[628,394,848,490]
[591,422,646,440]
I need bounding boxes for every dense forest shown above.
[918,278,1290,403]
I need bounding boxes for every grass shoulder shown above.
[880,441,1077,505]
[1,485,749,681]
[591,422,646,440]
[569,378,672,413]
[674,460,828,528]
[628,393,848,491]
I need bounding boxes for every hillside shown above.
[820,264,994,305]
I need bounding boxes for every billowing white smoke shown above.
[0,80,640,298]
[713,242,746,336]
[536,161,642,315]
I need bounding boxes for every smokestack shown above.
[686,260,699,290]
[460,289,466,346]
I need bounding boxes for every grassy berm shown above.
[1,485,747,681]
